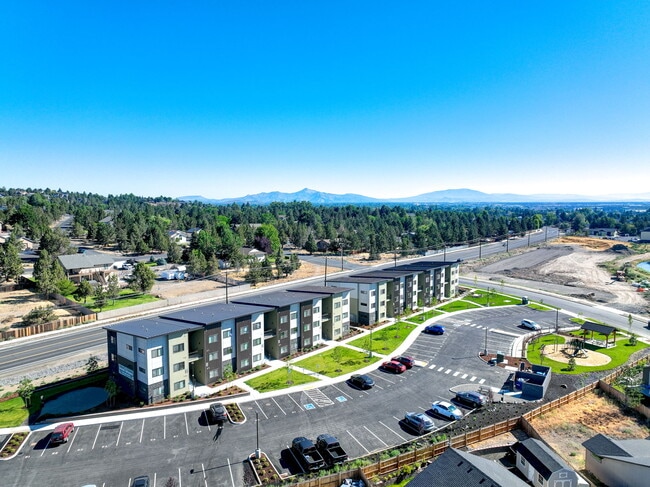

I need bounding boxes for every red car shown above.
[381,360,407,374]
[391,355,415,369]
[51,422,74,444]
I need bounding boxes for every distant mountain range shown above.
[179,188,650,205]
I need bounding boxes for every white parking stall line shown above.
[346,430,370,454]
[445,369,452,374]
[115,422,124,447]
[164,416,167,439]
[453,371,460,377]
[363,426,388,447]
[428,364,436,369]
[461,374,468,379]
[479,379,486,384]
[227,458,236,487]
[287,394,304,411]
[331,383,354,399]
[41,436,51,456]
[437,367,444,372]
[202,463,206,480]
[375,375,396,385]
[177,467,181,487]
[66,427,79,453]
[203,410,211,431]
[491,328,520,337]
[154,473,158,486]
[378,421,408,442]
[184,412,189,436]
[139,419,145,443]
[272,397,287,415]
[92,425,101,450]
[255,400,269,419]
[470,376,477,382]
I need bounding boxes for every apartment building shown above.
[287,285,352,340]
[326,275,387,325]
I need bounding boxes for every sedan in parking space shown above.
[391,355,415,368]
[521,319,541,331]
[348,374,375,390]
[454,390,487,408]
[424,324,445,335]
[207,402,228,423]
[381,360,407,374]
[132,476,150,487]
[431,400,463,420]
[403,412,435,434]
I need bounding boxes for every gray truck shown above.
[315,434,348,466]
[291,437,325,472]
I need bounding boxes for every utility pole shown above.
[255,411,260,459]
[225,270,229,303]
[324,256,328,285]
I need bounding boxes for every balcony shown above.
[264,329,277,339]
[188,349,203,362]
[322,313,331,322]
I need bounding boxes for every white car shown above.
[521,319,541,331]
[431,400,463,420]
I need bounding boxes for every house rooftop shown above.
[583,434,650,467]
[515,438,571,480]
[58,252,115,271]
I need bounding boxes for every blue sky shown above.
[1,2,649,199]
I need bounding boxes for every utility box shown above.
[496,352,505,364]
[521,296,529,305]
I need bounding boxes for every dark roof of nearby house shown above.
[583,434,650,466]
[58,253,115,271]
[515,438,571,480]
[159,303,273,326]
[287,285,350,295]
[580,321,616,336]
[408,447,529,487]
[232,290,328,308]
[104,318,202,339]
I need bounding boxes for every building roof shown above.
[104,318,202,339]
[159,302,273,326]
[408,447,529,487]
[232,290,328,308]
[394,261,451,271]
[287,285,350,295]
[327,275,388,284]
[354,269,414,279]
[515,438,571,480]
[58,252,116,271]
[581,321,617,336]
[583,434,650,466]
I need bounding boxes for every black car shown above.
[391,355,415,368]
[132,476,149,487]
[349,374,375,390]
[455,390,487,408]
[207,402,228,423]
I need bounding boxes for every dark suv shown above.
[207,402,228,423]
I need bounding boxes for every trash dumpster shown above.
[521,296,529,305]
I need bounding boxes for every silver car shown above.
[521,319,541,331]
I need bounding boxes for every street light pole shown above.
[255,411,260,459]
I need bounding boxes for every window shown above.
[303,338,311,347]
[110,353,116,362]
[290,327,298,335]
[240,358,250,367]
[240,325,249,335]
[520,457,526,466]
[313,306,320,314]
[173,362,185,372]
[342,299,348,306]
[209,369,219,379]
[313,334,320,342]
[253,338,262,346]
[173,343,184,353]
[380,301,385,307]
[280,345,289,354]
[303,323,311,332]
[253,322,262,330]
[537,473,543,484]
[280,315,288,324]
[342,312,348,319]
[381,288,386,294]
[125,344,133,351]
[222,329,232,339]
[335,315,341,322]
[110,336,116,344]
[151,348,163,358]
[138,347,145,354]
[153,385,165,396]
[152,367,164,377]
[253,353,262,362]
[360,302,367,307]
[240,342,249,352]
[303,309,311,317]
[290,311,297,320]
[313,320,320,328]
[334,302,341,309]
[138,366,146,373]
[173,380,185,391]
[208,351,218,361]
[279,330,288,339]
[223,347,232,356]
[360,290,367,295]
[208,334,218,344]
[370,290,375,296]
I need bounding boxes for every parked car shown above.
[291,437,325,472]
[50,422,74,444]
[315,434,348,466]
[381,360,407,374]
[454,390,487,408]
[207,402,228,423]
[403,412,435,434]
[348,374,375,390]
[521,319,541,331]
[424,324,445,335]
[132,476,150,487]
[391,355,415,368]
[431,400,463,420]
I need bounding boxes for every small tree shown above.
[106,273,121,304]
[17,378,34,408]
[86,355,100,374]
[567,357,576,371]
[105,378,118,407]
[93,285,108,311]
[75,279,94,304]
[126,262,156,294]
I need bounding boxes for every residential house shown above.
[514,438,588,487]
[408,447,529,487]
[168,230,191,246]
[58,252,117,284]
[640,227,650,242]
[582,434,650,487]
[588,227,618,238]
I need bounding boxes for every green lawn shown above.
[68,290,160,312]
[347,322,417,356]
[244,367,319,393]
[294,346,382,378]
[0,396,28,428]
[463,291,521,307]
[526,302,558,311]
[437,300,483,312]
[407,309,445,323]
[527,334,648,374]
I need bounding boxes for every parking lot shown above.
[3,306,574,486]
